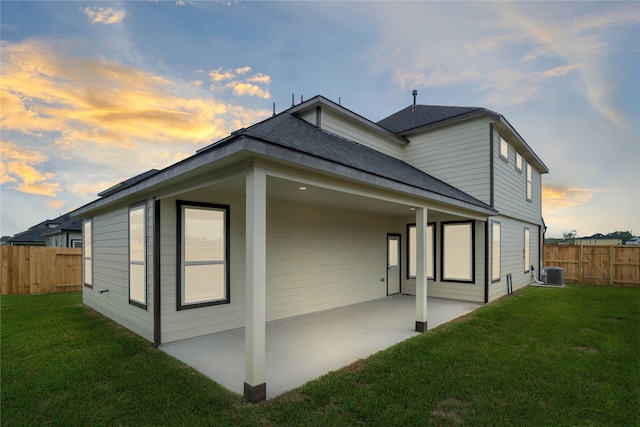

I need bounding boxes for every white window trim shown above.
[177,201,230,310]
[524,228,531,273]
[441,221,475,283]
[491,221,501,282]
[129,203,147,308]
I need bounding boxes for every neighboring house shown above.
[72,94,548,402]
[577,233,622,246]
[4,213,74,246]
[624,237,640,245]
[42,217,83,247]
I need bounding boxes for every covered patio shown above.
[161,295,482,399]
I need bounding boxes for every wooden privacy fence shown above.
[1,246,82,295]
[544,245,640,287]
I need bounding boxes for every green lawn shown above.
[2,285,639,426]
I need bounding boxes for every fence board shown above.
[544,245,640,287]
[1,246,82,295]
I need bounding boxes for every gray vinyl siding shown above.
[314,109,405,160]
[487,216,539,301]
[159,189,402,343]
[402,215,486,303]
[82,200,154,342]
[403,118,491,205]
[492,127,543,224]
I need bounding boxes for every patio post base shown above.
[244,382,266,403]
[415,321,428,332]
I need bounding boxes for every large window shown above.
[407,223,435,279]
[524,228,530,273]
[83,219,92,287]
[441,221,474,283]
[129,204,146,307]
[492,221,501,282]
[177,201,230,310]
[526,162,532,201]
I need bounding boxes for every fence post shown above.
[578,245,583,284]
[610,246,614,285]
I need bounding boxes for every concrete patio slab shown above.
[160,295,482,399]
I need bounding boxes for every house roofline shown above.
[72,133,497,218]
[396,107,549,174]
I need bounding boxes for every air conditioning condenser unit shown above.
[543,267,564,286]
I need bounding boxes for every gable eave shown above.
[288,95,410,145]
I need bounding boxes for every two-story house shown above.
[72,94,548,401]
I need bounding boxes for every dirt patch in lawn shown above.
[573,345,599,354]
[429,398,469,426]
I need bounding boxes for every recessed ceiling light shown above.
[409,207,416,211]
[299,186,307,190]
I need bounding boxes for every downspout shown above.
[489,123,495,208]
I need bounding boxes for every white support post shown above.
[415,207,428,332]
[244,167,267,402]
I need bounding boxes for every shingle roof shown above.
[237,112,493,210]
[98,169,160,197]
[7,213,73,244]
[41,217,82,237]
[377,105,483,134]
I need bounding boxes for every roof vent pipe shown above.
[301,94,304,103]
[272,102,276,116]
[412,89,418,111]
[292,93,295,107]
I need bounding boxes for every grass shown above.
[2,285,639,426]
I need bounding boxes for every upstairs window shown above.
[526,162,532,201]
[499,136,509,162]
[177,201,230,310]
[129,203,146,307]
[516,152,523,172]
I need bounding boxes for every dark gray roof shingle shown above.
[238,113,492,210]
[377,105,483,134]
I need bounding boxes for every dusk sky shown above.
[1,1,638,239]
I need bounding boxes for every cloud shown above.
[209,68,235,82]
[46,200,66,209]
[371,2,638,124]
[1,40,271,150]
[496,3,640,126]
[83,7,126,25]
[208,67,271,99]
[1,141,60,197]
[1,39,272,201]
[542,184,595,211]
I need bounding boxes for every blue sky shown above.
[1,1,639,238]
